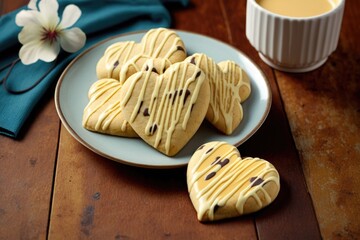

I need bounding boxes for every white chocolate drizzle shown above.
[188,142,280,221]
[120,62,204,155]
[82,79,129,133]
[102,28,185,83]
[105,41,136,80]
[188,54,251,134]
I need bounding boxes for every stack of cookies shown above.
[82,28,251,156]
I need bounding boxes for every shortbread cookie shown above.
[83,58,171,137]
[97,28,187,83]
[119,61,210,156]
[187,141,280,222]
[187,53,251,135]
[82,78,138,137]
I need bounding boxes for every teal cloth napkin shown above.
[0,0,187,138]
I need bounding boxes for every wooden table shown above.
[1,0,359,239]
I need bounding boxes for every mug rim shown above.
[251,0,345,20]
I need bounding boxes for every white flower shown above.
[15,0,86,65]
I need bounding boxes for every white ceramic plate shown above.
[55,30,271,169]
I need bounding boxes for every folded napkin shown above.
[0,0,188,138]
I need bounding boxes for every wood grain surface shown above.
[0,0,359,239]
[275,2,360,238]
[0,2,59,240]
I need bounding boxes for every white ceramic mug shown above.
[246,0,345,72]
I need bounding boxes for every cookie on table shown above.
[119,61,210,156]
[97,28,187,83]
[186,53,251,135]
[187,141,280,222]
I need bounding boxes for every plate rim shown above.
[54,29,272,169]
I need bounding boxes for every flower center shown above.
[42,29,58,43]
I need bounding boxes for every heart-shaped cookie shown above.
[97,28,187,83]
[187,141,280,222]
[119,61,210,156]
[186,53,251,135]
[83,58,171,137]
[82,78,138,137]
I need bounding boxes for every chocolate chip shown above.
[206,148,213,154]
[145,65,149,71]
[205,172,216,180]
[184,89,191,104]
[195,71,201,79]
[113,60,119,68]
[250,177,264,187]
[211,156,221,165]
[150,124,158,134]
[177,46,185,52]
[211,157,229,168]
[172,90,178,105]
[143,108,150,116]
[218,158,229,168]
[197,144,205,151]
[190,57,196,65]
[137,101,143,114]
[152,67,158,74]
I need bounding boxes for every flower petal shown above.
[15,10,40,27]
[19,40,42,65]
[59,27,86,53]
[19,38,60,65]
[38,0,58,15]
[28,0,38,10]
[18,23,43,45]
[60,4,81,29]
[38,40,60,62]
[38,0,59,29]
